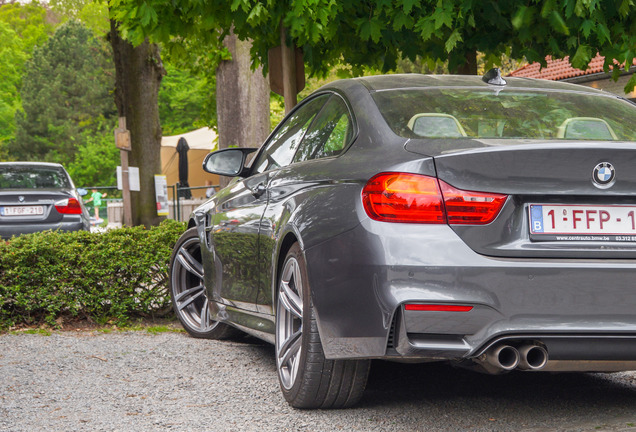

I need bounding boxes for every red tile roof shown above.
[510,55,636,81]
[509,54,608,80]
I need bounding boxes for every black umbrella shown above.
[176,137,192,199]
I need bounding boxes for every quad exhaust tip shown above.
[518,344,548,371]
[477,343,548,374]
[486,345,520,371]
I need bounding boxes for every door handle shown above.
[250,183,267,198]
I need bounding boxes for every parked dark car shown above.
[0,162,90,239]
[169,70,636,409]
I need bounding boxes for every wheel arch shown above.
[273,230,301,306]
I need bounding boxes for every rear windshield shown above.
[372,88,636,141]
[0,166,71,189]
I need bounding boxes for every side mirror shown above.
[77,188,88,197]
[202,148,258,177]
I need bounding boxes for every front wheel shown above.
[275,243,370,409]
[169,227,238,339]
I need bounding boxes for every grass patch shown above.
[10,328,53,336]
[145,325,184,334]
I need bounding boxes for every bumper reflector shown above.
[405,304,473,312]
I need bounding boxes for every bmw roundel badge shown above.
[592,162,615,188]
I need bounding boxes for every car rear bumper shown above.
[0,220,89,239]
[305,219,636,370]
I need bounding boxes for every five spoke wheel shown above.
[169,227,236,339]
[275,243,371,409]
[276,255,304,390]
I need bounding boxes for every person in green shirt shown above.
[85,189,107,221]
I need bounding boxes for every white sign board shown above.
[154,175,169,216]
[117,166,140,192]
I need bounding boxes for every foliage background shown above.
[0,1,218,188]
[2,0,635,187]
[0,220,186,329]
[11,20,117,170]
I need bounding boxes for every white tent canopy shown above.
[161,127,218,150]
[160,127,219,198]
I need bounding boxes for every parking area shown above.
[1,330,636,431]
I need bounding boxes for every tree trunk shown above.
[454,50,478,75]
[216,31,270,188]
[280,25,297,113]
[109,19,165,227]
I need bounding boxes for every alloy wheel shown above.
[276,256,304,390]
[171,236,217,333]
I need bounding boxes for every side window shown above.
[252,95,329,174]
[293,95,353,163]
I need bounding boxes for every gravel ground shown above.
[1,330,636,432]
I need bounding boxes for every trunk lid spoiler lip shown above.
[405,138,636,158]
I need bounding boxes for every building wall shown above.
[567,73,636,101]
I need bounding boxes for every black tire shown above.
[275,243,370,409]
[169,227,238,339]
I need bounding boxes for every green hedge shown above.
[0,220,187,329]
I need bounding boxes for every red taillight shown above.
[362,173,445,223]
[439,180,507,225]
[405,304,473,312]
[54,198,83,214]
[362,172,507,225]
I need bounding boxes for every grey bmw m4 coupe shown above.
[169,70,636,408]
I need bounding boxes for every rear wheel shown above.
[275,243,370,409]
[169,227,238,339]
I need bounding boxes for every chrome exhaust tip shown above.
[518,345,548,371]
[487,344,520,371]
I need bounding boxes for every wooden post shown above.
[280,24,297,113]
[115,117,132,226]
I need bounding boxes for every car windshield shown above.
[372,88,636,141]
[0,166,71,189]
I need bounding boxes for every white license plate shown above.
[529,204,636,241]
[1,205,44,216]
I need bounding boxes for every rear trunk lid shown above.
[406,139,636,258]
[0,189,76,225]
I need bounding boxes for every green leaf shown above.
[549,11,570,35]
[230,0,246,12]
[445,29,462,53]
[139,3,151,27]
[511,6,527,30]
[402,0,419,14]
[247,3,265,24]
[571,44,592,69]
[574,0,586,17]
[467,14,475,28]
[624,73,636,94]
[595,23,611,44]
[565,36,578,49]
[541,0,556,18]
[564,0,576,18]
[432,6,453,29]
[358,19,372,41]
[393,11,410,31]
[415,17,436,41]
[127,5,137,20]
[580,19,594,38]
[149,7,158,26]
[618,0,633,17]
[369,19,382,43]
[625,51,635,74]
